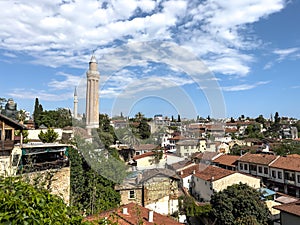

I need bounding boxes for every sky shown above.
[0,0,299,120]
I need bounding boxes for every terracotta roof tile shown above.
[193,165,235,181]
[273,200,300,217]
[178,164,203,178]
[270,155,300,172]
[192,151,220,161]
[133,151,155,160]
[84,202,183,224]
[169,160,194,171]
[213,154,240,167]
[238,153,278,165]
[133,144,159,151]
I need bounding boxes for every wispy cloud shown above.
[9,88,73,101]
[222,81,270,91]
[273,47,300,61]
[48,73,82,90]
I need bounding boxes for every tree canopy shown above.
[38,127,59,143]
[69,136,126,215]
[0,176,84,225]
[210,183,270,225]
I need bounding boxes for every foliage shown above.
[33,99,72,128]
[0,176,84,225]
[37,108,72,128]
[38,127,59,143]
[137,119,151,139]
[177,114,181,122]
[179,196,211,217]
[15,129,29,144]
[210,183,270,225]
[255,115,266,128]
[244,123,263,138]
[96,114,117,148]
[33,98,43,128]
[69,137,125,215]
[272,140,300,156]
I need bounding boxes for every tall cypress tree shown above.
[33,98,43,128]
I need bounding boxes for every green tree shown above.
[38,128,59,143]
[177,114,181,122]
[33,98,43,128]
[274,112,280,124]
[0,176,84,224]
[137,119,151,139]
[179,196,211,217]
[210,183,270,225]
[38,108,72,128]
[69,136,126,215]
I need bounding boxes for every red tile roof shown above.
[273,200,300,217]
[133,151,155,160]
[213,154,240,167]
[178,164,204,178]
[84,202,183,224]
[193,165,235,181]
[270,155,300,172]
[238,153,278,165]
[192,151,220,161]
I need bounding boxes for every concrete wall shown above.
[136,155,167,170]
[213,173,260,193]
[146,195,178,215]
[27,128,63,142]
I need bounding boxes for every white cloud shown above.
[48,73,82,90]
[0,0,288,98]
[9,88,72,101]
[222,81,270,91]
[273,47,300,61]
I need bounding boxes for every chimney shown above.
[148,210,154,222]
[122,207,128,215]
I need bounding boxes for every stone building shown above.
[116,168,180,215]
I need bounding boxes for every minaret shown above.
[73,87,78,119]
[85,55,100,134]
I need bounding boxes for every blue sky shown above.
[0,0,299,119]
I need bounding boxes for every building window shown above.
[129,190,135,199]
[184,146,188,149]
[239,163,243,170]
[244,164,248,170]
[272,171,276,178]
[258,166,262,173]
[278,171,282,179]
[264,167,268,175]
[297,175,300,183]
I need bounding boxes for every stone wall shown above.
[22,167,70,205]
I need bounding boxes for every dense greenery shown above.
[210,183,270,225]
[96,114,117,148]
[69,137,125,215]
[179,196,211,217]
[38,127,59,143]
[0,176,84,225]
[33,98,72,128]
